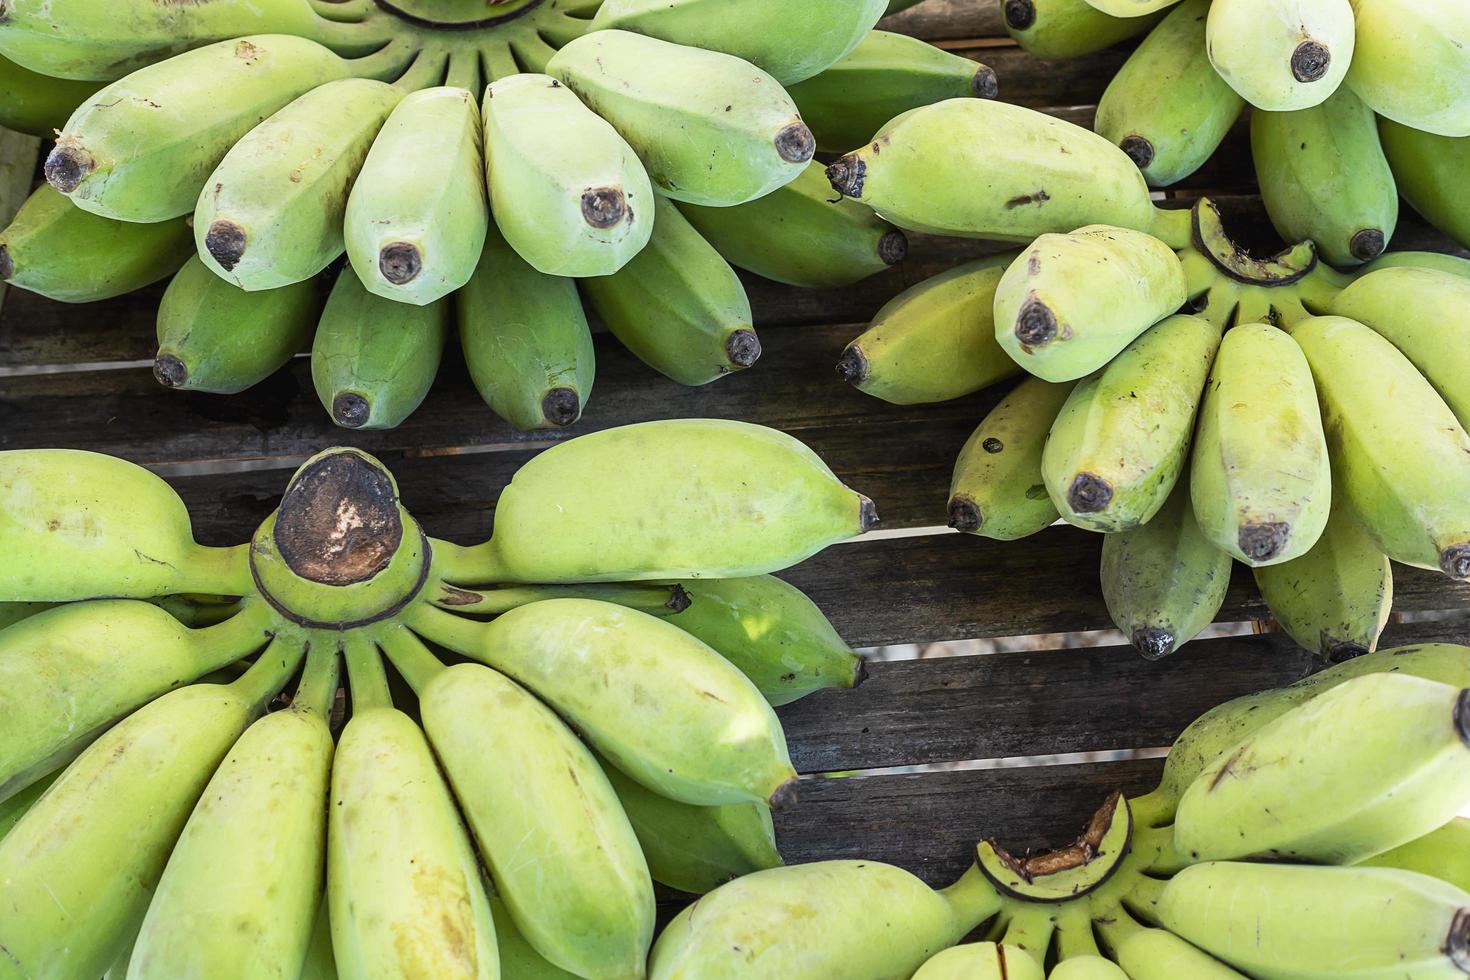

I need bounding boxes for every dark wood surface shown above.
[4,0,1470,886]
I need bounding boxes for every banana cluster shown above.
[0,0,998,431]
[644,642,1470,979]
[0,419,876,979]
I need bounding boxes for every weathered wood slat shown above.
[882,0,1006,42]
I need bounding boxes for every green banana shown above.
[195,78,400,290]
[786,31,997,153]
[1330,267,1470,428]
[0,52,97,136]
[582,195,758,386]
[589,0,886,85]
[1005,0,1161,60]
[1253,494,1393,661]
[948,377,1074,541]
[1049,956,1131,979]
[1252,85,1398,265]
[1095,0,1244,186]
[483,73,653,278]
[345,85,489,305]
[0,771,54,843]
[839,253,1020,405]
[299,899,338,980]
[0,184,192,302]
[1205,0,1355,111]
[599,758,782,894]
[310,266,449,430]
[1363,818,1470,894]
[1043,313,1218,530]
[677,160,908,288]
[1095,910,1245,979]
[457,220,595,431]
[1379,120,1470,248]
[0,602,52,634]
[995,227,1189,383]
[490,893,579,980]
[649,861,1003,979]
[0,645,300,980]
[913,943,1044,979]
[155,254,318,394]
[1190,322,1330,565]
[1100,480,1233,659]
[1347,0,1470,136]
[1361,249,1470,279]
[670,575,863,706]
[1082,0,1185,15]
[129,647,338,980]
[46,35,351,222]
[1288,315,1470,579]
[825,99,1163,243]
[548,30,814,206]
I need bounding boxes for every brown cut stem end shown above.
[775,122,816,165]
[1067,473,1113,514]
[153,353,188,389]
[1003,0,1036,29]
[1132,627,1176,661]
[541,387,581,428]
[836,345,869,385]
[1291,39,1331,82]
[826,155,866,199]
[44,142,94,194]
[948,497,983,534]
[332,392,372,429]
[205,220,248,272]
[1015,300,1058,347]
[379,242,423,285]
[725,329,761,369]
[581,187,627,229]
[972,65,999,100]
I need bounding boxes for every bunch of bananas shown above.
[645,642,1470,979]
[0,0,996,431]
[829,95,1470,661]
[0,418,876,978]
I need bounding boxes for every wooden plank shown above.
[881,0,1006,42]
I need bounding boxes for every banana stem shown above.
[430,581,690,618]
[1194,283,1237,330]
[1092,903,1145,953]
[1272,294,1313,329]
[376,623,445,695]
[395,46,450,92]
[429,538,511,588]
[195,600,277,673]
[1126,789,1174,830]
[182,543,254,598]
[537,8,597,48]
[309,0,375,22]
[343,633,393,712]
[294,643,341,718]
[1150,206,1194,251]
[939,863,1006,938]
[445,47,482,96]
[508,32,557,73]
[479,41,521,83]
[403,603,490,660]
[1120,874,1166,923]
[231,637,308,715]
[303,8,397,52]
[1053,906,1101,960]
[1001,903,1056,958]
[348,37,419,83]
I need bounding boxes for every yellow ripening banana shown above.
[678,160,908,288]
[994,227,1189,383]
[1347,0,1470,137]
[913,943,1044,979]
[1100,481,1233,659]
[1289,315,1470,579]
[1205,0,1355,111]
[0,52,97,136]
[1190,323,1330,566]
[483,73,653,278]
[0,184,192,302]
[45,35,351,222]
[1096,0,1244,187]
[589,0,886,85]
[1095,910,1246,979]
[1252,85,1397,265]
[949,376,1074,541]
[0,448,249,600]
[839,253,1020,405]
[1363,817,1470,894]
[1005,0,1161,60]
[1378,120,1470,248]
[1044,313,1219,530]
[548,30,814,206]
[457,220,595,431]
[155,254,318,394]
[345,86,489,305]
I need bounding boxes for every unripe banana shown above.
[914,943,1044,979]
[1082,0,1185,15]
[949,377,1073,541]
[994,226,1188,382]
[0,52,96,136]
[1096,0,1244,186]
[839,253,1020,405]
[548,30,814,206]
[649,861,1003,979]
[1100,481,1233,660]
[0,771,54,842]
[1190,323,1330,565]
[1361,248,1470,280]
[457,221,594,431]
[1005,0,1161,60]
[1347,0,1470,136]
[1252,85,1397,265]
[1289,315,1470,579]
[672,575,863,706]
[678,160,907,288]
[1043,313,1218,529]
[311,266,448,430]
[46,35,351,222]
[1096,911,1245,979]
[582,195,758,386]
[490,893,580,980]
[0,602,52,634]
[1205,0,1355,111]
[155,254,318,394]
[1364,818,1470,894]
[787,31,997,153]
[482,73,653,278]
[0,184,191,302]
[299,899,338,980]
[590,0,886,85]
[1049,955,1130,979]
[826,100,1160,242]
[345,86,489,305]
[1379,120,1470,248]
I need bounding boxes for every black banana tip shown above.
[775,122,816,165]
[205,220,247,272]
[379,242,422,285]
[972,65,999,100]
[665,583,692,613]
[1067,473,1113,514]
[859,494,880,533]
[1291,39,1331,82]
[1441,544,1470,580]
[541,387,581,428]
[1120,134,1155,170]
[948,497,983,533]
[878,229,908,266]
[43,144,92,193]
[1326,642,1369,664]
[836,346,869,385]
[581,187,627,229]
[153,353,188,388]
[826,155,866,198]
[769,778,800,810]
[1448,908,1470,971]
[1132,627,1176,661]
[332,392,372,429]
[851,656,869,689]
[725,329,762,369]
[1350,228,1386,262]
[0,244,11,281]
[1002,0,1035,29]
[1238,522,1290,563]
[1015,300,1058,347]
[1457,691,1470,750]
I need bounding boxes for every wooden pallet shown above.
[3,0,1469,890]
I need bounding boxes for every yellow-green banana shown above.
[995,227,1188,382]
[1095,910,1245,979]
[949,377,1074,540]
[155,255,318,394]
[1050,955,1131,979]
[1379,120,1470,248]
[311,266,448,430]
[677,160,908,288]
[1347,0,1470,136]
[0,184,192,302]
[1361,248,1470,279]
[0,771,54,842]
[1363,817,1470,894]
[0,52,96,136]
[548,30,814,206]
[1082,0,1186,16]
[1095,0,1244,186]
[839,253,1020,405]
[1044,313,1218,530]
[46,35,350,222]
[457,221,595,430]
[345,85,489,305]
[1205,0,1355,111]
[913,943,1044,979]
[489,893,580,979]
[299,899,338,980]
[1005,0,1161,59]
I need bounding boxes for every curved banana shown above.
[0,53,97,136]
[1205,0,1355,111]
[299,899,338,980]
[914,943,1044,979]
[1082,0,1184,15]
[490,893,580,980]
[1363,818,1470,894]
[0,771,54,842]
[1379,120,1470,248]
[1049,955,1130,979]
[1347,0,1470,136]
[1095,909,1245,979]
[1006,0,1160,60]
[1361,248,1470,279]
